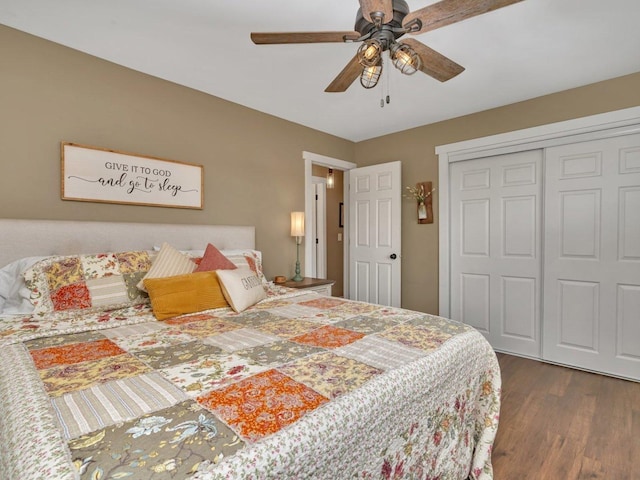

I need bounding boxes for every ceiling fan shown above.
[251,0,523,92]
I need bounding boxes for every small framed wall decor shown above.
[416,181,434,224]
[61,142,203,209]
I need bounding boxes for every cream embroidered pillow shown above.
[137,242,196,291]
[217,266,266,313]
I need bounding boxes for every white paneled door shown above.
[349,161,401,307]
[450,150,543,356]
[543,134,640,380]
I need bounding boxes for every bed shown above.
[0,219,501,480]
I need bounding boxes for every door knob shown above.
[390,253,397,260]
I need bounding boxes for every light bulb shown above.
[360,63,382,89]
[357,39,382,67]
[391,43,421,75]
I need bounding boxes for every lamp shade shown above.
[290,212,305,237]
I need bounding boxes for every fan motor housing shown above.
[354,0,410,41]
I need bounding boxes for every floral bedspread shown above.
[0,287,501,480]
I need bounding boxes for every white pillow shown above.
[220,249,267,284]
[137,243,196,291]
[152,245,205,258]
[0,256,45,315]
[217,266,267,313]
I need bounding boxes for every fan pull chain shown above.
[380,56,385,108]
[386,59,391,105]
[379,56,391,107]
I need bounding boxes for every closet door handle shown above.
[389,253,397,260]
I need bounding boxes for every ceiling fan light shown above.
[357,39,382,67]
[391,43,421,75]
[360,62,382,89]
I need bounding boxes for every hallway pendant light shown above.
[326,168,335,189]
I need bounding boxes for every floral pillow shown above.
[24,250,154,314]
[220,250,267,284]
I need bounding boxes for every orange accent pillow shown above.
[143,271,228,320]
[195,243,237,272]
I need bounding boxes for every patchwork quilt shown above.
[0,286,501,480]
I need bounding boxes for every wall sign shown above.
[61,142,203,209]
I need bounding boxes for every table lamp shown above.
[290,211,304,282]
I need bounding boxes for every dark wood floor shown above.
[492,353,640,480]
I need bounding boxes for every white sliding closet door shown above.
[450,150,542,356]
[543,133,640,380]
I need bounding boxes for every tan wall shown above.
[311,166,344,296]
[355,71,640,314]
[0,25,355,281]
[2,25,639,312]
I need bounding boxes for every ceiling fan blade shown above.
[403,0,523,35]
[401,38,465,82]
[359,0,394,24]
[325,55,363,93]
[251,31,360,44]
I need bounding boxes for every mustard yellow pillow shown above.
[144,271,228,320]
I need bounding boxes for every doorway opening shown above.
[310,166,343,294]
[303,151,357,299]
[310,175,327,279]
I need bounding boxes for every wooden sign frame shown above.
[61,142,203,209]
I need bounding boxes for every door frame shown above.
[311,176,327,278]
[303,151,357,297]
[436,106,640,318]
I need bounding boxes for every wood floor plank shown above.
[576,457,606,480]
[492,354,640,480]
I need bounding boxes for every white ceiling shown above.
[1,0,639,142]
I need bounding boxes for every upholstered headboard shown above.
[0,219,255,267]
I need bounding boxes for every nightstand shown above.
[281,277,335,296]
